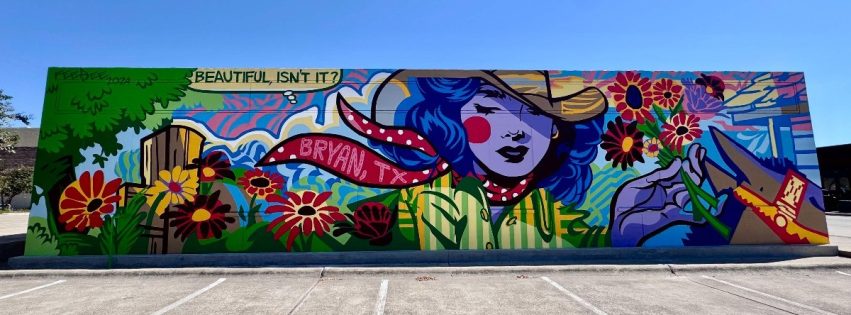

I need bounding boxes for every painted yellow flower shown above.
[147,166,199,216]
[643,137,661,158]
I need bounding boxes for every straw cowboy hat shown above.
[369,70,608,125]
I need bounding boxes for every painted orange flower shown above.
[147,166,199,216]
[266,191,346,250]
[238,168,284,198]
[651,78,684,109]
[608,71,654,123]
[660,112,703,151]
[58,170,122,231]
[600,117,645,170]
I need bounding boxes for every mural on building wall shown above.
[23,68,829,256]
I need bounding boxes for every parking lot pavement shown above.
[0,213,28,236]
[0,261,850,314]
[828,214,851,252]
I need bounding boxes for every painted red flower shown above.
[608,71,654,123]
[266,191,346,250]
[187,151,235,182]
[651,78,684,109]
[695,73,725,100]
[165,190,235,241]
[600,117,645,170]
[237,168,284,198]
[660,112,703,151]
[58,170,122,231]
[333,202,396,246]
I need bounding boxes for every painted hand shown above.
[610,144,711,247]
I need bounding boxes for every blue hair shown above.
[372,77,603,207]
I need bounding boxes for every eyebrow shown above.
[477,86,506,99]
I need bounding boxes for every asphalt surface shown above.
[1,213,851,313]
[0,258,850,314]
[828,214,851,251]
[0,212,27,236]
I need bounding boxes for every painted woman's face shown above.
[459,84,555,177]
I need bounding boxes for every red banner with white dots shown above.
[257,94,449,187]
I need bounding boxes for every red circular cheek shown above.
[463,116,491,144]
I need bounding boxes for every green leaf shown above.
[671,98,683,116]
[455,216,468,245]
[429,202,458,225]
[652,104,667,123]
[530,190,555,242]
[421,217,458,250]
[637,123,660,139]
[454,177,487,207]
[656,147,677,168]
[420,191,460,215]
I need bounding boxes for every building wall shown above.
[24,68,829,256]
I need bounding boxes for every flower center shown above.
[297,206,317,216]
[663,91,673,99]
[250,177,270,188]
[168,181,182,193]
[625,85,644,109]
[648,144,659,152]
[191,208,212,222]
[202,167,216,178]
[676,126,689,136]
[86,198,103,212]
[621,136,634,152]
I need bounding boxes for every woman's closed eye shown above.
[474,104,499,115]
[525,106,545,116]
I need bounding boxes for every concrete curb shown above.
[7,245,839,271]
[1,259,849,278]
[0,267,324,278]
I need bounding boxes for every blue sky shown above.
[2,0,849,146]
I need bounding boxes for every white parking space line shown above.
[0,280,66,300]
[700,275,836,315]
[541,277,607,315]
[151,278,226,315]
[837,271,851,277]
[374,279,389,315]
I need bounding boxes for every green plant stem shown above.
[401,189,421,243]
[652,104,667,123]
[200,182,212,195]
[680,170,730,239]
[692,184,719,209]
[299,233,311,251]
[146,192,166,227]
[247,194,258,226]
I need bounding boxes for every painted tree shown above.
[0,166,33,208]
[34,68,194,254]
[0,89,31,154]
